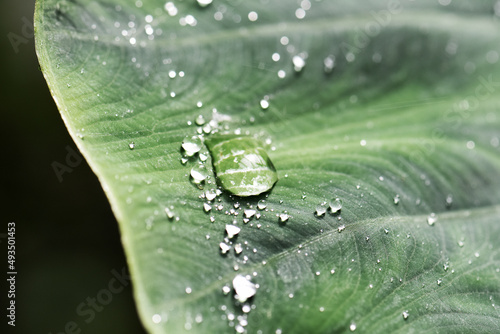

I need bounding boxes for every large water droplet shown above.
[191,165,208,184]
[182,136,202,156]
[197,0,212,7]
[232,274,256,302]
[204,134,278,197]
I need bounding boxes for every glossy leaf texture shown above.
[35,0,500,333]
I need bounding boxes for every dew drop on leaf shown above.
[190,165,208,184]
[204,134,278,197]
[196,0,213,7]
[232,274,257,302]
[244,209,256,218]
[393,194,400,205]
[329,198,342,214]
[315,202,327,216]
[260,99,270,110]
[225,224,241,239]
[324,55,335,73]
[427,213,437,226]
[220,242,230,254]
[292,55,306,72]
[182,136,202,156]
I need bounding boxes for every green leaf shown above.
[35,0,500,333]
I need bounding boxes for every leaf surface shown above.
[35,0,500,333]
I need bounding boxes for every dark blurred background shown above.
[1,1,146,333]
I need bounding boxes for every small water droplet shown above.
[195,115,205,125]
[152,314,162,324]
[402,311,409,319]
[220,242,231,254]
[315,202,327,216]
[292,55,306,72]
[203,203,212,212]
[185,287,192,294]
[128,142,135,150]
[437,279,442,286]
[279,213,290,223]
[260,99,269,110]
[165,207,175,219]
[244,209,256,218]
[222,285,231,295]
[234,243,243,254]
[324,55,335,73]
[338,224,345,233]
[350,323,357,331]
[393,194,400,205]
[445,194,453,208]
[427,213,437,226]
[329,198,342,214]
[225,224,241,239]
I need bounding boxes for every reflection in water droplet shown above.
[204,135,278,197]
